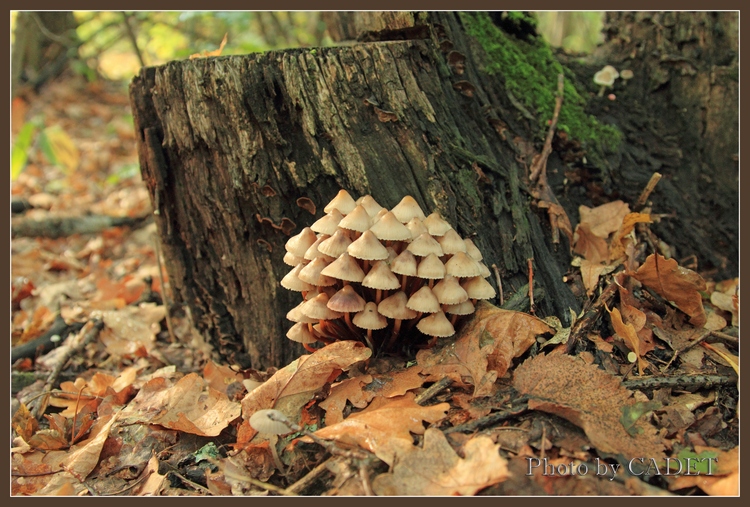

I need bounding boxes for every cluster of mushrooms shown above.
[281,190,496,353]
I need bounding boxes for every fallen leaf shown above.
[312,392,449,465]
[135,454,167,496]
[372,428,509,495]
[576,258,613,295]
[513,353,665,460]
[418,301,552,397]
[667,446,738,495]
[319,375,373,425]
[609,212,652,262]
[573,223,609,263]
[700,342,739,375]
[203,360,244,395]
[633,254,707,327]
[606,304,648,375]
[119,373,241,436]
[579,200,630,238]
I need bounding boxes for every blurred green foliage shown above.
[73,11,332,80]
[535,12,604,53]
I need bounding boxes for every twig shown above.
[415,376,453,405]
[708,330,739,346]
[284,456,336,495]
[661,329,711,371]
[491,263,504,305]
[152,234,176,344]
[444,399,529,434]
[120,12,146,68]
[169,470,212,495]
[32,319,104,420]
[527,258,535,314]
[566,273,620,353]
[635,172,662,210]
[529,74,564,183]
[622,374,736,391]
[102,470,153,496]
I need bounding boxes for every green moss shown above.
[504,11,537,29]
[455,168,482,211]
[459,12,621,160]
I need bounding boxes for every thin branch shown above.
[121,12,146,68]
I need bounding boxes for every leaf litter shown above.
[10,76,738,497]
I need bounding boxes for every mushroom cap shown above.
[311,209,343,235]
[416,311,455,337]
[371,208,389,225]
[385,246,398,263]
[357,195,384,217]
[301,293,343,320]
[389,249,418,277]
[285,227,318,257]
[282,251,305,267]
[320,252,366,283]
[437,229,467,255]
[352,301,387,330]
[287,301,317,323]
[406,285,441,313]
[432,275,469,305]
[417,253,446,280]
[286,322,318,343]
[327,285,367,313]
[338,204,372,233]
[303,235,333,261]
[369,211,412,241]
[378,291,418,320]
[445,252,482,278]
[347,230,389,260]
[477,262,492,278]
[593,65,619,86]
[317,229,352,258]
[281,264,315,292]
[407,232,443,257]
[461,276,497,300]
[391,195,426,223]
[443,299,475,316]
[406,217,429,239]
[422,212,452,236]
[324,189,357,215]
[249,409,293,434]
[298,257,338,287]
[464,238,483,261]
[362,260,401,290]
[620,69,634,80]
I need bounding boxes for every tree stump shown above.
[129,12,737,369]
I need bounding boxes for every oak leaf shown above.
[633,254,707,326]
[573,223,609,263]
[513,353,665,460]
[372,428,509,495]
[579,200,630,238]
[418,301,553,397]
[312,392,449,465]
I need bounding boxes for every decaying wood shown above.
[11,214,151,238]
[130,14,579,368]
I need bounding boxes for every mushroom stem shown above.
[428,279,435,289]
[344,312,358,335]
[597,85,606,97]
[400,274,408,292]
[302,343,317,353]
[375,289,382,304]
[363,329,375,352]
[386,319,403,351]
[450,314,458,326]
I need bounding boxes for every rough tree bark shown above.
[129,12,737,369]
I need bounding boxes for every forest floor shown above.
[10,74,739,496]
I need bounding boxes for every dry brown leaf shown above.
[371,365,426,398]
[606,304,648,375]
[318,374,373,425]
[203,360,244,395]
[700,342,739,375]
[189,33,228,59]
[579,200,630,238]
[312,392,449,465]
[38,412,120,495]
[578,258,609,295]
[609,212,652,262]
[134,454,167,496]
[633,254,707,326]
[372,428,508,495]
[98,304,166,357]
[573,223,609,263]
[513,353,665,460]
[418,301,552,397]
[119,373,240,436]
[710,290,738,327]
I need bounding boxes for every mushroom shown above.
[390,249,418,291]
[347,230,389,270]
[298,257,337,287]
[620,69,634,84]
[286,322,319,352]
[422,212,452,236]
[327,284,366,334]
[407,232,444,257]
[432,275,469,305]
[406,217,429,239]
[464,238,483,261]
[416,253,445,288]
[445,251,482,278]
[444,299,474,325]
[285,227,318,258]
[416,310,455,347]
[436,229,467,255]
[369,211,412,243]
[356,195,384,217]
[461,276,497,302]
[352,301,387,350]
[362,260,400,303]
[594,65,619,97]
[391,195,426,223]
[311,209,343,235]
[320,252,365,284]
[338,204,372,238]
[378,291,418,350]
[317,229,353,258]
[324,189,357,215]
[249,409,294,435]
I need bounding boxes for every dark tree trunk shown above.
[12,11,80,97]
[129,11,737,369]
